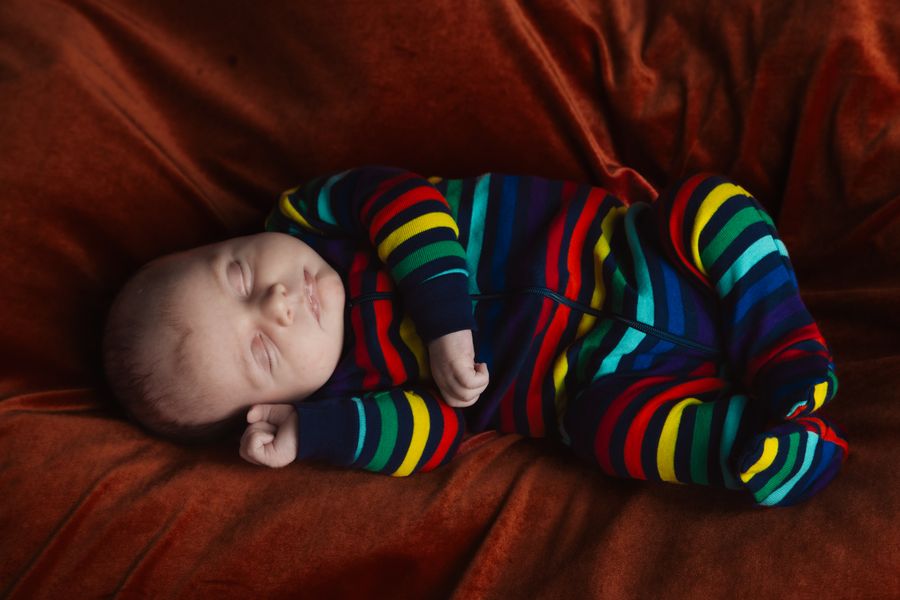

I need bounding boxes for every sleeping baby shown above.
[103,166,848,507]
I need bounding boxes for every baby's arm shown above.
[240,386,466,474]
[266,166,476,343]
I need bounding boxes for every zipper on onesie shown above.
[348,287,720,356]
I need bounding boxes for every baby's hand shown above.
[240,404,298,468]
[427,329,489,408]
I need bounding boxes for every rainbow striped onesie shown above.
[265,166,848,507]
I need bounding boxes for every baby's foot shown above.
[735,416,848,507]
[753,345,838,420]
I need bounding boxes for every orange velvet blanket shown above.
[2,1,898,597]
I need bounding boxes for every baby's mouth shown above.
[304,269,322,325]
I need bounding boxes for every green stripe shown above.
[467,175,489,295]
[690,402,714,486]
[445,179,462,222]
[624,204,654,325]
[719,395,746,490]
[366,393,399,472]
[392,240,466,281]
[701,206,758,266]
[577,319,613,381]
[757,207,775,229]
[754,432,800,502]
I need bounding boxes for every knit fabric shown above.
[265,166,847,506]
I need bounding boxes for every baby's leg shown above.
[561,371,847,506]
[653,175,837,421]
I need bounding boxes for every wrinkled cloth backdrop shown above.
[1,1,898,598]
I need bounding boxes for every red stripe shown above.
[746,322,824,381]
[796,417,849,456]
[360,173,418,222]
[353,307,379,389]
[565,188,605,298]
[521,184,580,436]
[373,298,406,384]
[622,376,725,479]
[349,252,367,297]
[526,305,571,437]
[419,399,460,471]
[667,174,711,286]
[368,186,449,242]
[593,375,672,475]
[348,254,380,387]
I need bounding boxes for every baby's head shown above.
[103,232,346,443]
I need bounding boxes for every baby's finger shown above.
[240,426,275,465]
[451,362,489,391]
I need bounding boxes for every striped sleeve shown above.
[293,387,466,476]
[266,166,475,341]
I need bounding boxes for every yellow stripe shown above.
[552,352,569,426]
[392,391,430,477]
[376,213,459,263]
[590,206,626,309]
[279,190,322,234]
[399,315,428,378]
[575,313,597,338]
[657,398,702,483]
[740,437,779,483]
[427,176,443,184]
[690,183,748,276]
[812,381,828,411]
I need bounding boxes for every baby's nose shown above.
[263,283,294,326]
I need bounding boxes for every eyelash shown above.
[238,261,252,296]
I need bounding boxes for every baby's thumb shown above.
[474,362,490,383]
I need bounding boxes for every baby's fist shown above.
[428,329,490,408]
[240,404,298,468]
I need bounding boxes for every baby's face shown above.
[155,232,345,424]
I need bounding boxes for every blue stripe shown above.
[490,176,517,289]
[734,266,788,322]
[660,261,684,335]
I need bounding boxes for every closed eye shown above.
[227,260,252,296]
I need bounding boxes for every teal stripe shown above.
[593,328,645,381]
[775,238,789,259]
[317,170,350,225]
[624,204,654,325]
[762,432,819,506]
[366,394,399,472]
[754,433,800,501]
[423,268,469,283]
[715,237,779,297]
[719,395,746,490]
[352,397,365,463]
[466,175,489,295]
